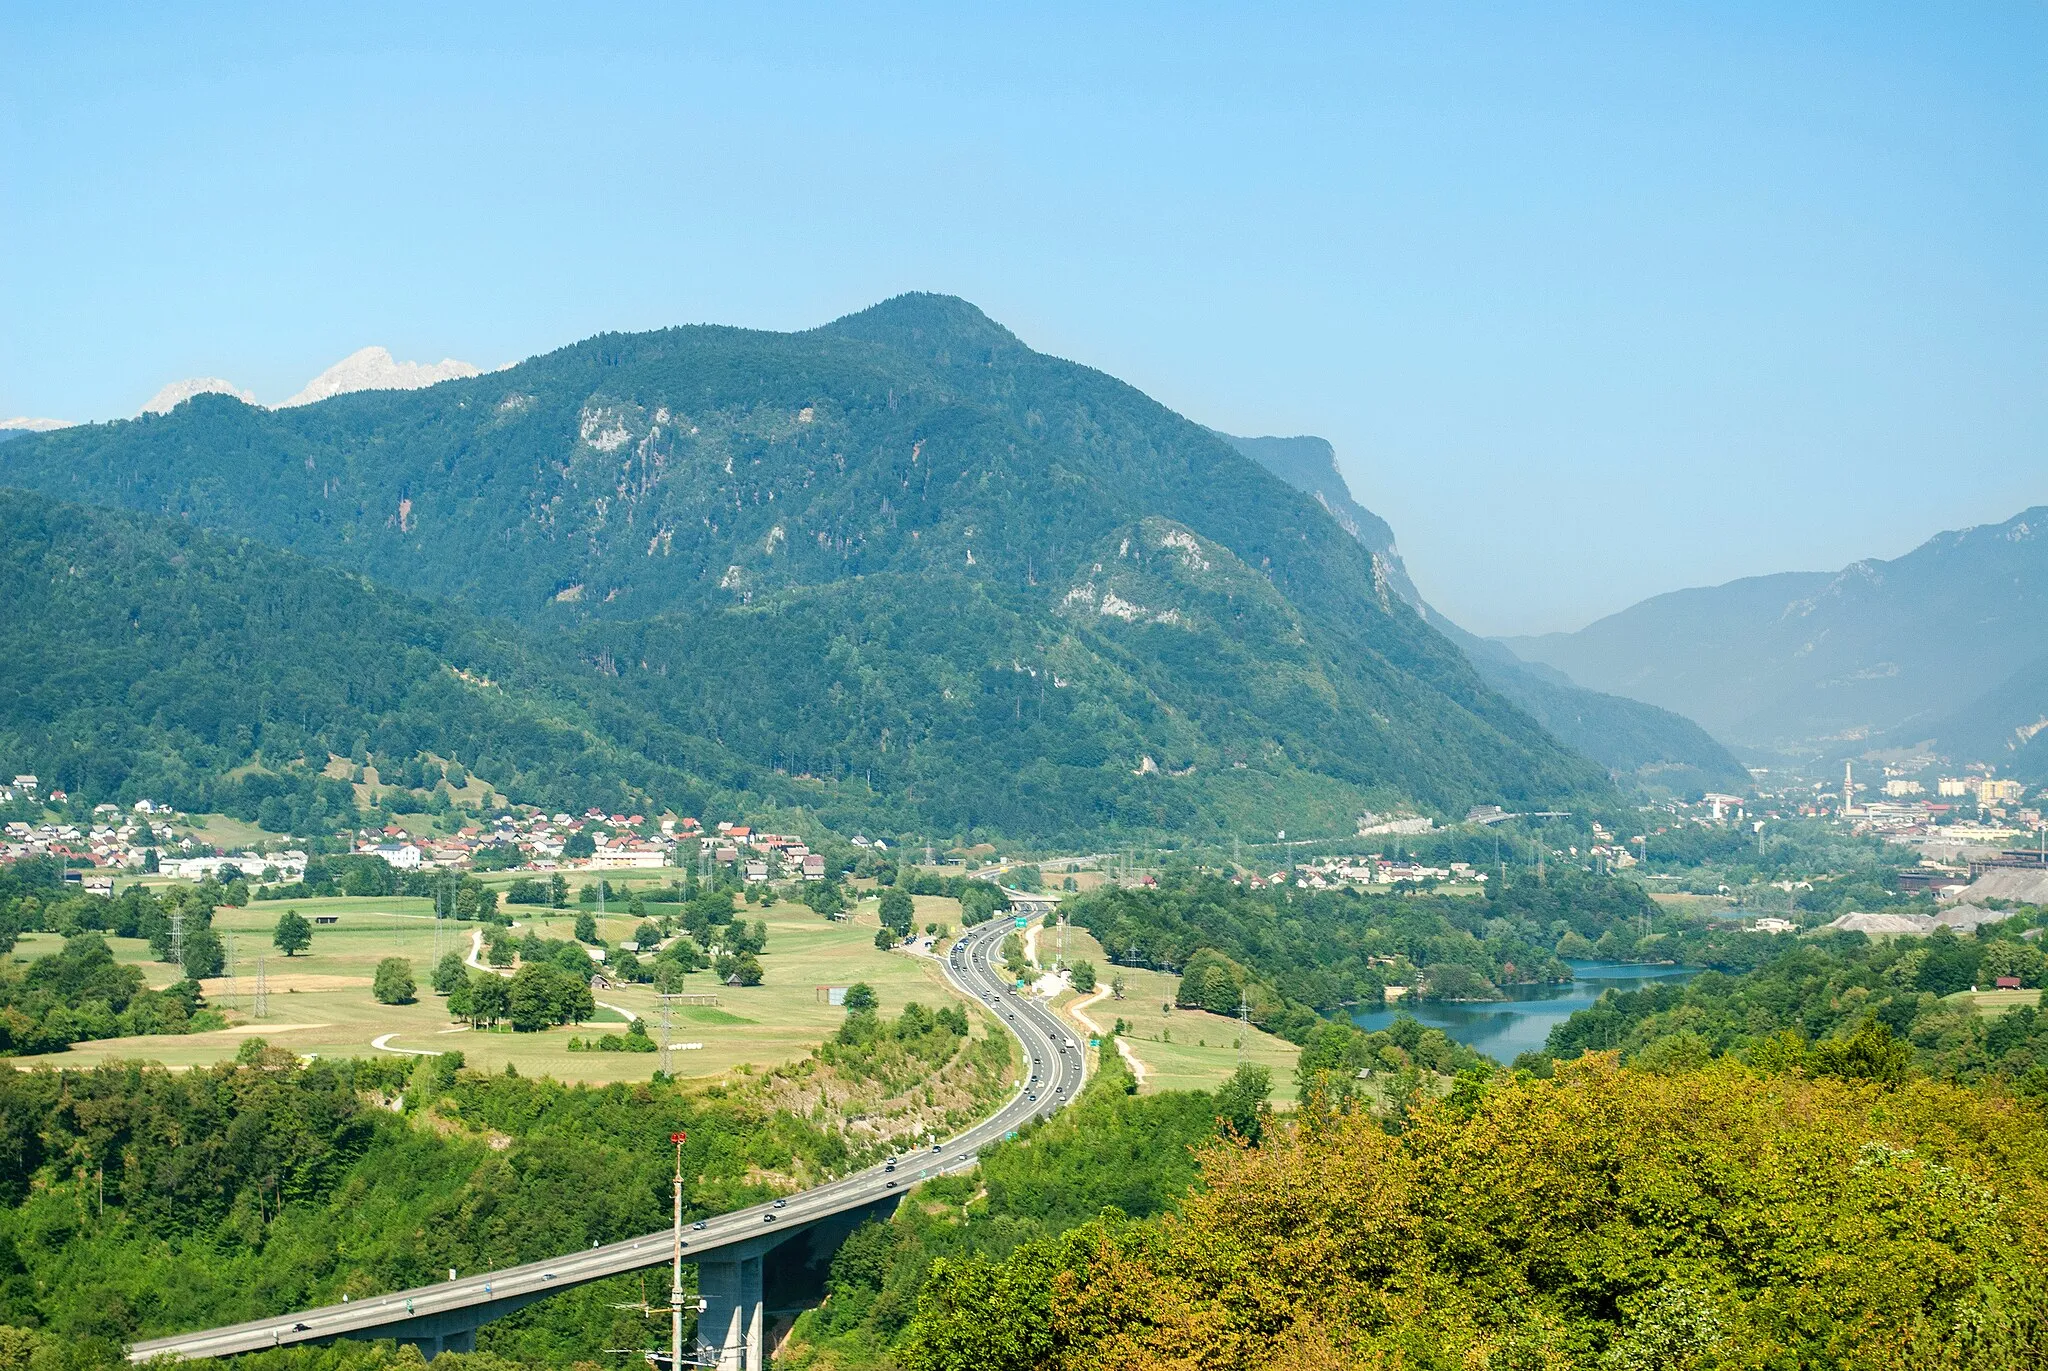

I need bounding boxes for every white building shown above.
[591,848,666,870]
[368,842,424,870]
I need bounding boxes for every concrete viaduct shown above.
[128,916,1084,1370]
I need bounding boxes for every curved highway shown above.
[128,915,1084,1362]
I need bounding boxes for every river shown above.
[1349,959,1699,1062]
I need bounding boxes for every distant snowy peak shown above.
[0,416,74,432]
[140,378,257,416]
[281,346,481,408]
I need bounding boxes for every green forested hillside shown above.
[1,295,1610,832]
[1543,920,2048,1090]
[0,491,767,820]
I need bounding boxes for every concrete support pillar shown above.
[398,1323,476,1360]
[696,1255,763,1371]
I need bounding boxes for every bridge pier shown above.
[696,1254,763,1371]
[391,1315,479,1359]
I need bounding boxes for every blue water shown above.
[1350,960,1699,1063]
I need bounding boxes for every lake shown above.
[1350,959,1699,1062]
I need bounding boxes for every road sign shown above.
[1088,1038,1099,1048]
[1013,916,1027,928]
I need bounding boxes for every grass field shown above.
[174,813,277,851]
[1046,928,1300,1103]
[13,891,971,1083]
[1948,987,2044,1015]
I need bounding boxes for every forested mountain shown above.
[1226,433,1750,794]
[1505,507,2048,757]
[1,295,1611,834]
[0,490,768,822]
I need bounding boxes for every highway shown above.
[128,914,1084,1362]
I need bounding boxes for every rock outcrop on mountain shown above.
[1224,433,1751,795]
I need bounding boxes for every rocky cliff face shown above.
[1226,430,1751,795]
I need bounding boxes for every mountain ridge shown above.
[1222,433,1751,795]
[1504,506,2048,760]
[0,294,1613,833]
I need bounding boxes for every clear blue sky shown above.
[4,3,2043,634]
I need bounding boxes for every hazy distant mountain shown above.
[1505,508,2048,759]
[0,294,1611,838]
[140,378,256,415]
[280,346,482,407]
[1895,652,2048,782]
[1224,434,1751,795]
[1,417,73,434]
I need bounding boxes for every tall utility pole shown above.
[669,1131,687,1371]
[170,906,185,972]
[1237,992,1250,1067]
[225,930,239,1010]
[254,955,269,1019]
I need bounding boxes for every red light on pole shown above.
[670,1131,687,1143]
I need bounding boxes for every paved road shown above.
[128,916,1084,1362]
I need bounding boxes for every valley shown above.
[1,285,2043,1371]
[9,11,2048,1369]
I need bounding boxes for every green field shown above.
[1949,987,2043,1015]
[1046,928,1300,1103]
[14,889,972,1082]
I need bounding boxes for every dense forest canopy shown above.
[901,1059,2048,1370]
[0,488,877,826]
[1542,916,2048,1096]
